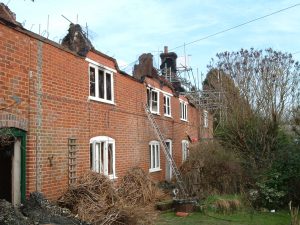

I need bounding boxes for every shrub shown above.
[249,130,300,209]
[180,141,245,199]
[253,172,286,209]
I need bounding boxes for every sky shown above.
[5,0,300,86]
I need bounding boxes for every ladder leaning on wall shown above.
[144,104,188,198]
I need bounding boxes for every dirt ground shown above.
[0,192,88,225]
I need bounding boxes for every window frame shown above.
[149,140,161,172]
[90,136,116,179]
[163,94,172,117]
[147,88,160,115]
[88,64,114,105]
[182,140,189,162]
[180,100,188,121]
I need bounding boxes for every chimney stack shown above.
[164,46,168,54]
[160,46,177,76]
[160,46,184,92]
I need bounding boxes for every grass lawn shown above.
[157,211,290,225]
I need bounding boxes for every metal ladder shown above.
[144,104,188,198]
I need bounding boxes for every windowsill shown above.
[180,118,188,122]
[150,111,160,115]
[109,174,118,180]
[90,170,117,180]
[88,96,115,105]
[149,168,161,173]
[164,114,172,118]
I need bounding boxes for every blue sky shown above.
[6,0,300,85]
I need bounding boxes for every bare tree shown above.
[209,48,299,123]
[206,48,300,170]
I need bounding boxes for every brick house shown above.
[0,4,213,204]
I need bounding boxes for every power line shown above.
[120,3,300,70]
[170,3,300,51]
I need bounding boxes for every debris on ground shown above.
[22,192,86,225]
[0,168,170,225]
[59,168,166,225]
[0,199,31,225]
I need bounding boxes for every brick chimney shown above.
[160,46,184,92]
[0,3,22,26]
[133,53,158,81]
[61,24,93,57]
[160,46,177,76]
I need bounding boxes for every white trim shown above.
[149,168,162,173]
[180,100,188,121]
[147,88,160,114]
[88,96,115,105]
[86,58,117,73]
[146,84,173,96]
[89,64,115,104]
[160,89,173,97]
[90,136,115,143]
[163,94,172,117]
[90,136,116,179]
[149,140,160,172]
[179,99,188,104]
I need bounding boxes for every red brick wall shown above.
[0,21,213,200]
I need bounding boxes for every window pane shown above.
[164,96,170,115]
[99,69,104,99]
[149,145,152,168]
[108,143,113,175]
[152,92,158,112]
[156,145,159,168]
[167,98,170,115]
[95,143,100,172]
[106,73,112,101]
[100,142,104,173]
[152,146,155,168]
[165,141,170,150]
[89,67,95,97]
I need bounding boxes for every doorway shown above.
[0,132,22,206]
[0,139,14,202]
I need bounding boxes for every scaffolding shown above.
[160,64,225,112]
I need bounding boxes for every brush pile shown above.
[59,168,163,225]
[58,172,119,223]
[118,167,165,206]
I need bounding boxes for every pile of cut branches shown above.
[59,168,163,225]
[118,167,166,206]
[58,172,119,224]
